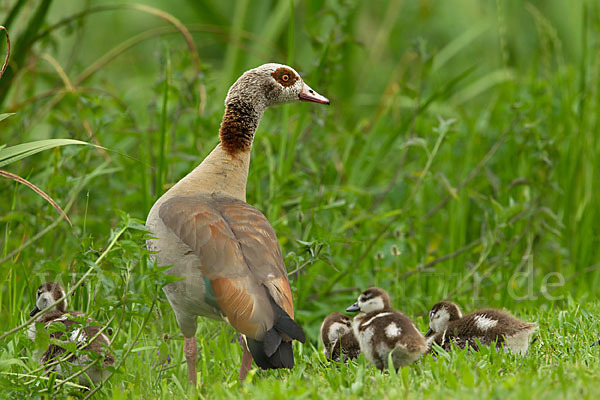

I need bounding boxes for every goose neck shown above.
[219,98,265,154]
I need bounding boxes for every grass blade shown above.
[0,113,15,122]
[0,0,27,32]
[432,20,491,72]
[0,0,52,106]
[222,0,249,91]
[0,139,92,168]
[0,170,72,227]
[156,48,171,198]
[0,25,9,79]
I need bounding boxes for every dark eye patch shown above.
[271,67,298,87]
[361,290,376,300]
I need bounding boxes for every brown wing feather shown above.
[210,277,262,337]
[158,194,295,339]
[265,276,294,319]
[159,197,245,278]
[216,198,294,318]
[218,200,287,279]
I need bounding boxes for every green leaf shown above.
[46,321,66,336]
[0,139,92,168]
[0,113,15,122]
[52,338,77,354]
[157,340,170,365]
[0,358,26,370]
[33,322,50,352]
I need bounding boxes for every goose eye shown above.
[282,74,290,82]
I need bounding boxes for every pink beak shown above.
[298,82,330,104]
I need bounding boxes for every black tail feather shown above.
[268,341,294,368]
[263,328,282,357]
[245,285,305,370]
[264,285,305,343]
[273,311,305,343]
[247,336,294,369]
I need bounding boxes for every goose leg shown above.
[184,336,198,385]
[238,335,253,381]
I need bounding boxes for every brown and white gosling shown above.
[320,312,360,362]
[346,288,427,370]
[426,301,537,355]
[28,282,114,385]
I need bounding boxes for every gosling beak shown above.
[346,302,360,312]
[425,328,433,337]
[30,306,40,317]
[299,82,330,104]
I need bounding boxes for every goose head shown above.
[346,287,391,314]
[30,282,67,317]
[426,301,463,336]
[225,63,329,111]
[320,312,352,350]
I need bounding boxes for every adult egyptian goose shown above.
[320,312,360,362]
[346,288,427,370]
[28,282,114,385]
[146,63,329,383]
[426,301,537,355]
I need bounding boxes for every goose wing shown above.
[158,194,295,340]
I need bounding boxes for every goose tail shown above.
[246,290,305,369]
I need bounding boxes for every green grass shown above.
[1,0,599,398]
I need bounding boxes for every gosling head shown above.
[30,282,67,317]
[426,301,463,336]
[225,63,329,110]
[320,312,352,351]
[346,287,391,314]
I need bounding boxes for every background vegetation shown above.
[1,0,599,398]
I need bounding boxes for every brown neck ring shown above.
[219,99,261,154]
